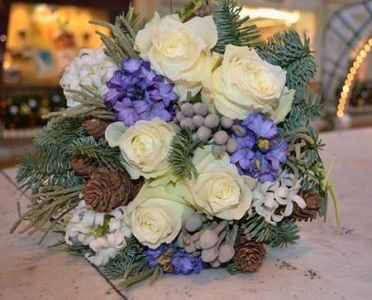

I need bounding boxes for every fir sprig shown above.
[269,219,299,248]
[241,210,300,247]
[90,4,145,65]
[67,136,126,172]
[283,88,324,129]
[16,117,85,192]
[10,184,84,244]
[102,237,148,280]
[257,30,317,89]
[168,127,209,179]
[212,0,261,53]
[43,87,115,121]
[241,210,275,243]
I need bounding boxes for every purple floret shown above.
[230,113,288,183]
[145,244,204,275]
[171,252,203,275]
[105,58,179,126]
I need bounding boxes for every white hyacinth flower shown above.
[65,201,131,266]
[60,48,117,108]
[252,172,306,224]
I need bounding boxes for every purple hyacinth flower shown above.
[229,113,287,183]
[145,245,168,267]
[105,58,179,126]
[242,113,278,139]
[266,140,288,170]
[171,252,203,275]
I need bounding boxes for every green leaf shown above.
[178,0,207,21]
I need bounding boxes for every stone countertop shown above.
[1,128,372,300]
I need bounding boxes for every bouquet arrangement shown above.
[12,0,337,289]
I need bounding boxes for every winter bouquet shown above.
[12,0,337,289]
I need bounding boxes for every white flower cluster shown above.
[65,201,131,266]
[252,172,306,224]
[60,48,117,108]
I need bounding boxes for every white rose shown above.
[135,13,218,100]
[186,146,253,220]
[60,47,117,107]
[203,45,295,123]
[124,185,193,249]
[105,118,175,179]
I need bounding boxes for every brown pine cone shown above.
[70,156,97,178]
[82,118,110,140]
[291,190,321,222]
[131,177,145,199]
[83,167,140,213]
[233,237,266,272]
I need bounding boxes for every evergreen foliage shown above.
[16,117,85,192]
[269,219,299,248]
[257,30,317,89]
[212,0,260,53]
[102,237,148,280]
[241,210,275,243]
[67,136,126,172]
[90,5,145,65]
[43,87,115,121]
[241,210,300,247]
[284,88,324,129]
[168,127,209,179]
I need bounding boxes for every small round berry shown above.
[192,115,205,128]
[212,144,227,156]
[180,118,194,130]
[231,125,246,137]
[180,103,194,117]
[176,111,185,122]
[196,126,212,141]
[226,138,238,153]
[220,116,233,129]
[205,114,220,129]
[193,102,208,116]
[213,130,229,145]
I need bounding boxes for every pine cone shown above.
[233,237,266,272]
[82,118,110,140]
[70,156,97,178]
[83,167,142,213]
[292,190,321,222]
[131,177,145,199]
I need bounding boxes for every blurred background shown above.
[0,0,371,167]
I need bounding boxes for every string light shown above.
[337,39,371,118]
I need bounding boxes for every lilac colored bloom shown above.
[105,58,178,126]
[171,252,203,275]
[242,113,278,139]
[145,244,204,275]
[145,245,168,267]
[230,113,287,183]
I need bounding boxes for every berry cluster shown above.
[176,102,244,156]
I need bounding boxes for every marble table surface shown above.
[1,128,372,300]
